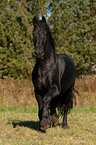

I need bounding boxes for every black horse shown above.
[32,16,76,131]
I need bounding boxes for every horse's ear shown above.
[42,16,46,23]
[33,16,39,26]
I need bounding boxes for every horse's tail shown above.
[73,88,80,96]
[73,88,81,105]
[72,92,77,106]
[57,87,77,116]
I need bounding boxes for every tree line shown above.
[0,0,96,78]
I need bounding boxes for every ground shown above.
[0,105,96,145]
[0,75,96,144]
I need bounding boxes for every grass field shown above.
[0,75,96,144]
[0,105,96,145]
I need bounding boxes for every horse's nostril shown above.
[34,51,37,56]
[41,51,44,54]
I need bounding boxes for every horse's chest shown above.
[38,73,45,87]
[36,70,50,92]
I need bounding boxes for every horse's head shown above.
[33,16,55,59]
[33,16,48,59]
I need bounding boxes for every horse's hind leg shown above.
[61,85,74,129]
[50,101,59,126]
[61,106,69,129]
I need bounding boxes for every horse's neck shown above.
[45,38,56,59]
[37,39,56,66]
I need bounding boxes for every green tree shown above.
[47,0,96,75]
[0,0,96,78]
[0,0,35,78]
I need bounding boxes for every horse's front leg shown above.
[40,85,59,131]
[35,93,43,130]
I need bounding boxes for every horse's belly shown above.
[61,77,74,92]
[61,67,75,92]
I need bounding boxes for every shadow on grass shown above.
[10,120,39,131]
[8,120,60,133]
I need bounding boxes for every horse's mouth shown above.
[34,52,44,59]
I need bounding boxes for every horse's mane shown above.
[39,21,55,50]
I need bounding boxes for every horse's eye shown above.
[44,32,47,36]
[33,32,36,37]
[33,34,36,39]
[32,32,34,35]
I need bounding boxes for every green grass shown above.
[0,105,96,145]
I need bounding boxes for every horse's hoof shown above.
[39,127,46,133]
[40,116,52,131]
[61,123,70,129]
[40,123,51,131]
[52,114,59,126]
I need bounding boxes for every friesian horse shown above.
[32,16,76,131]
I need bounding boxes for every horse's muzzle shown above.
[34,51,44,59]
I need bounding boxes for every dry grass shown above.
[75,75,96,93]
[0,78,35,109]
[74,75,96,106]
[0,75,96,108]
